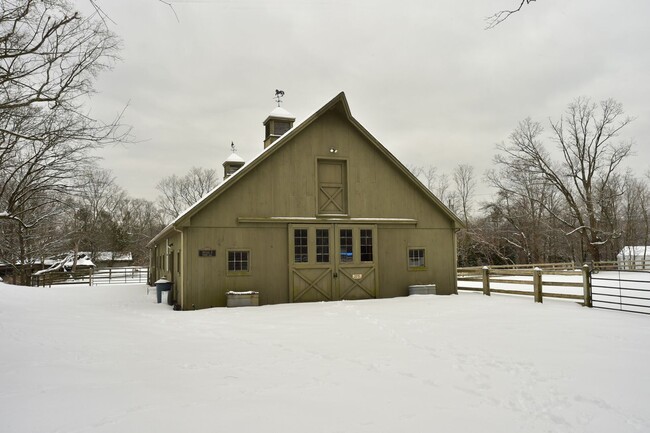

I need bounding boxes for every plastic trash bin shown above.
[154,278,173,303]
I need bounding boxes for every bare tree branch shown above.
[485,0,537,30]
[490,97,634,262]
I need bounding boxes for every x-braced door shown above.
[289,224,378,302]
[335,225,378,300]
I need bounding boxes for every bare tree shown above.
[0,197,68,283]
[485,166,563,263]
[620,174,650,260]
[67,166,128,268]
[453,164,476,226]
[495,98,633,262]
[486,0,537,29]
[112,197,165,265]
[156,167,220,223]
[0,0,128,230]
[408,165,435,189]
[408,164,457,210]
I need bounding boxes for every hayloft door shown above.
[317,159,347,215]
[289,224,377,302]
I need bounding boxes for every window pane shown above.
[408,249,425,268]
[316,229,330,263]
[340,229,353,262]
[360,229,373,262]
[294,229,308,263]
[228,251,249,272]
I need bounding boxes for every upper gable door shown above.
[317,159,347,215]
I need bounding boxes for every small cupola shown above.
[263,90,295,148]
[223,142,245,179]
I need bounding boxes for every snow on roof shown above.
[617,246,650,258]
[74,252,133,262]
[152,107,311,242]
[224,152,245,163]
[147,92,464,247]
[64,256,95,268]
[267,106,295,120]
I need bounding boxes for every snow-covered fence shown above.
[593,260,650,271]
[33,267,149,287]
[458,262,576,272]
[32,270,94,287]
[90,267,149,285]
[457,265,589,305]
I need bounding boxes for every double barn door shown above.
[289,224,378,302]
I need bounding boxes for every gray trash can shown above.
[154,278,173,303]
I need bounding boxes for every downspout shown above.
[172,225,184,309]
[453,226,461,294]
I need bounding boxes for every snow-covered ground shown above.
[1,282,649,432]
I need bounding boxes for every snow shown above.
[63,255,95,268]
[618,246,650,258]
[224,152,245,163]
[267,106,295,120]
[94,252,133,262]
[617,246,650,269]
[1,282,649,432]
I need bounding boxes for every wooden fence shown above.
[458,261,576,272]
[33,267,149,287]
[457,263,591,306]
[593,260,650,271]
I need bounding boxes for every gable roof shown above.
[148,92,464,247]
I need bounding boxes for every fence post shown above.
[533,267,543,303]
[482,266,491,296]
[582,264,592,308]
[89,268,93,286]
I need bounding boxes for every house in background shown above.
[617,246,650,270]
[148,92,463,309]
[93,252,134,268]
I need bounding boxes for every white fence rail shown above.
[33,267,149,287]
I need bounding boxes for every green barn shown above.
[148,92,462,309]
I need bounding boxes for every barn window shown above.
[408,248,426,269]
[227,250,250,273]
[360,229,373,262]
[316,229,330,263]
[294,229,308,263]
[339,229,353,262]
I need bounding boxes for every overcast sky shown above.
[82,0,650,204]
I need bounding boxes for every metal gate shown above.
[591,270,650,315]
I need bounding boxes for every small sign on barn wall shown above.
[198,249,216,257]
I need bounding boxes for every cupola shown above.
[263,91,295,148]
[223,142,245,179]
